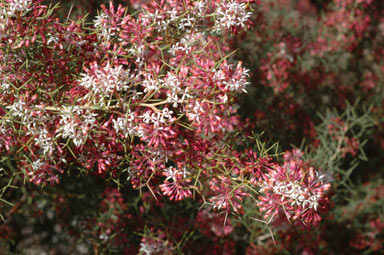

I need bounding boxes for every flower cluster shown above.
[0,0,255,188]
[1,0,33,18]
[214,1,252,33]
[258,151,331,226]
[139,230,174,255]
[160,166,192,201]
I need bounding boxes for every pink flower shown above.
[160,166,192,201]
[258,157,331,226]
[209,176,248,213]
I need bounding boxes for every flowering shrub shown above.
[0,0,383,254]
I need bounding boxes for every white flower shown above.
[214,63,249,93]
[141,107,174,128]
[270,180,324,211]
[142,74,162,93]
[47,33,59,45]
[214,1,252,33]
[225,66,249,93]
[7,98,27,119]
[307,194,320,211]
[94,12,118,41]
[164,73,191,107]
[34,127,55,156]
[187,101,204,122]
[79,63,131,106]
[1,82,11,93]
[161,107,173,120]
[31,159,44,171]
[3,0,32,17]
[194,0,207,16]
[178,15,195,31]
[143,10,168,32]
[112,110,137,138]
[56,107,98,147]
[168,42,192,56]
[128,44,145,67]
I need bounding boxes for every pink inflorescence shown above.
[258,150,331,226]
